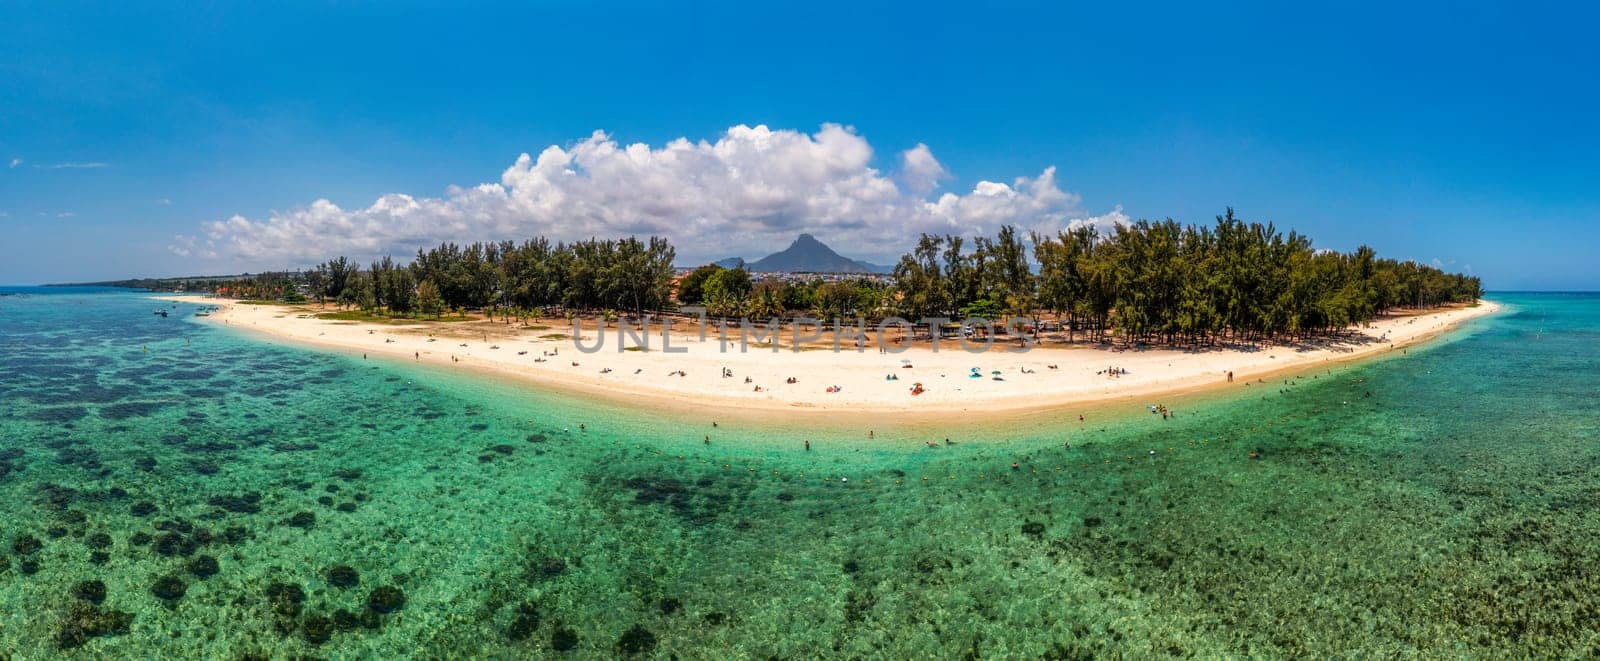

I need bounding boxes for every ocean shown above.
[1,287,1595,657]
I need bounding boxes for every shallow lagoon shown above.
[2,288,1597,657]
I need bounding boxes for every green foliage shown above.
[308,235,678,319]
[676,264,723,305]
[960,298,1003,320]
[415,279,444,316]
[898,210,1480,344]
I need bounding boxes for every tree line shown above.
[305,237,676,318]
[218,208,1480,345]
[675,264,891,320]
[893,209,1482,344]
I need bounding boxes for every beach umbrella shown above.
[991,370,1001,375]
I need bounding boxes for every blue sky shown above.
[1,1,1595,289]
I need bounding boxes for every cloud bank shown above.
[174,124,1126,266]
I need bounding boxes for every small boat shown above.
[153,309,168,317]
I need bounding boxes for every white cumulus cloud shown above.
[898,143,948,195]
[175,124,1122,266]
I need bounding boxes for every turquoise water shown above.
[2,288,1597,657]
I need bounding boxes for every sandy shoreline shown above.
[154,295,1500,423]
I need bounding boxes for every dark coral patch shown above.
[327,565,360,589]
[188,554,219,579]
[266,581,306,617]
[150,575,188,603]
[302,614,333,645]
[615,625,656,656]
[207,492,262,514]
[551,627,578,651]
[73,579,107,605]
[12,534,44,555]
[55,603,133,650]
[367,585,406,614]
[286,511,316,529]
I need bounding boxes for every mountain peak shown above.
[746,233,884,274]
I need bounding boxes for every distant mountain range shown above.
[707,234,891,274]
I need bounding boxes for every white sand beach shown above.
[158,296,1499,420]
